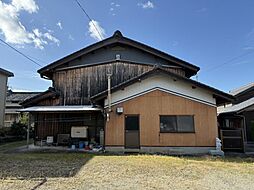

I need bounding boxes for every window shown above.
[160,115,195,133]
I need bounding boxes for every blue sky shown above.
[0,0,254,93]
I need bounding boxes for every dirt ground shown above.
[0,141,254,190]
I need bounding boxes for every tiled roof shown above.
[6,91,41,103]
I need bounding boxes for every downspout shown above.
[64,71,67,106]
[107,73,112,121]
[64,85,66,106]
[107,73,112,112]
[27,113,30,149]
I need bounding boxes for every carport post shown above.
[27,113,30,149]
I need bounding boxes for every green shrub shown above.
[19,113,29,126]
[0,127,10,137]
[9,122,27,137]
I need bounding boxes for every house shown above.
[0,68,14,128]
[20,31,233,154]
[218,83,254,152]
[5,90,41,127]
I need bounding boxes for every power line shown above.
[74,0,104,40]
[203,50,254,73]
[28,55,47,65]
[0,38,42,67]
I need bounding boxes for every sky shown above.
[0,0,254,93]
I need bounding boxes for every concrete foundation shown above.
[105,146,125,152]
[105,146,216,155]
[140,146,215,155]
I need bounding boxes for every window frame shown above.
[159,115,195,133]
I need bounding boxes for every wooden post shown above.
[27,113,30,149]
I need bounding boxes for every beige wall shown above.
[105,90,218,147]
[0,74,8,128]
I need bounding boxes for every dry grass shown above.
[0,141,254,190]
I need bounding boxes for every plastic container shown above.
[79,142,84,149]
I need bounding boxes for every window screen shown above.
[160,115,194,133]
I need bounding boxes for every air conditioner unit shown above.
[71,126,88,138]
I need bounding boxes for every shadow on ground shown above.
[0,150,94,179]
[1,141,254,180]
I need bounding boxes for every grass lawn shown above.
[0,141,254,190]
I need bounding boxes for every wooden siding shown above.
[105,90,217,147]
[4,113,19,127]
[52,61,185,105]
[36,98,60,106]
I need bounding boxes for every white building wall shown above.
[0,74,8,127]
[105,75,216,107]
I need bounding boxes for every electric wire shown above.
[0,38,43,67]
[203,50,254,73]
[74,0,104,40]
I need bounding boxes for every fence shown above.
[220,129,245,152]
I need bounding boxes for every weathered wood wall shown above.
[52,61,185,105]
[105,90,217,147]
[33,112,104,140]
[36,98,60,106]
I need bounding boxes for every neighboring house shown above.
[218,83,254,151]
[0,68,14,128]
[20,31,233,154]
[5,90,41,127]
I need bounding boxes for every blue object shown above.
[79,142,84,149]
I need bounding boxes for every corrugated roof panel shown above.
[218,97,254,114]
[19,105,102,112]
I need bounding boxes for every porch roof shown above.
[19,105,102,112]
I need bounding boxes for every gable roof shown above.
[38,31,200,78]
[229,82,254,96]
[0,68,14,77]
[21,87,59,107]
[91,67,234,106]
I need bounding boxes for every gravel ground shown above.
[0,141,254,190]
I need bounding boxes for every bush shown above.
[0,127,10,137]
[0,119,34,142]
[19,113,29,126]
[9,122,27,137]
